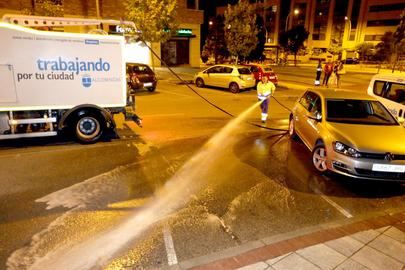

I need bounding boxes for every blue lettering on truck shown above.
[37,57,111,75]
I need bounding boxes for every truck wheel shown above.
[75,115,103,143]
[229,82,239,93]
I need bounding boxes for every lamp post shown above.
[285,8,299,32]
[345,16,352,41]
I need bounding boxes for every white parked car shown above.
[194,64,255,93]
[367,74,405,120]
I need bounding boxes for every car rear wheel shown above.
[147,87,156,92]
[288,116,297,140]
[196,78,204,88]
[229,82,239,93]
[312,145,328,173]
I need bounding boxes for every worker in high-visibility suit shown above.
[257,76,276,123]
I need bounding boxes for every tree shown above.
[375,32,395,62]
[393,9,405,46]
[125,0,178,68]
[355,42,375,61]
[279,25,309,66]
[202,15,228,64]
[393,9,405,69]
[23,0,64,17]
[248,14,266,62]
[224,0,258,64]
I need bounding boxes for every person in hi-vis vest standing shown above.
[257,76,275,123]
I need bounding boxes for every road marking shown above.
[313,187,353,218]
[163,226,178,265]
[159,89,194,97]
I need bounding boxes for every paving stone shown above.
[296,243,346,269]
[376,226,390,233]
[325,236,363,257]
[352,246,403,270]
[272,253,320,270]
[368,234,405,263]
[236,262,269,270]
[265,253,292,266]
[335,259,369,270]
[383,226,405,244]
[351,230,380,244]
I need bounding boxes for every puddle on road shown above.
[7,102,263,270]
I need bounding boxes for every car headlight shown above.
[333,141,361,158]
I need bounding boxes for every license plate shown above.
[144,82,153,87]
[372,164,405,173]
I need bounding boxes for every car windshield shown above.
[238,68,251,74]
[130,65,152,74]
[326,99,398,125]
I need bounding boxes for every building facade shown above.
[217,0,404,58]
[293,0,404,52]
[0,0,204,67]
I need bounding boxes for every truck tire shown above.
[74,114,103,144]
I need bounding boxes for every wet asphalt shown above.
[0,68,404,270]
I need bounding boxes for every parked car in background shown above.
[244,64,278,85]
[367,74,405,119]
[344,58,359,64]
[126,63,157,92]
[194,64,255,93]
[288,88,405,181]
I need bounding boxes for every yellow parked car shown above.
[194,64,255,93]
[289,88,405,181]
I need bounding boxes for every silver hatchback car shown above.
[289,88,405,181]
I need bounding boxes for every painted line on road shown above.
[159,89,194,98]
[163,226,178,265]
[313,187,353,218]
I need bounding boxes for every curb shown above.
[162,210,405,270]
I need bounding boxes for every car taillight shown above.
[258,72,262,79]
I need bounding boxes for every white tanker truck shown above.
[0,15,141,143]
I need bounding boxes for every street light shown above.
[345,16,352,41]
[285,9,299,31]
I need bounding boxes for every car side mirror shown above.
[308,112,322,122]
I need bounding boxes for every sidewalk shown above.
[166,211,405,270]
